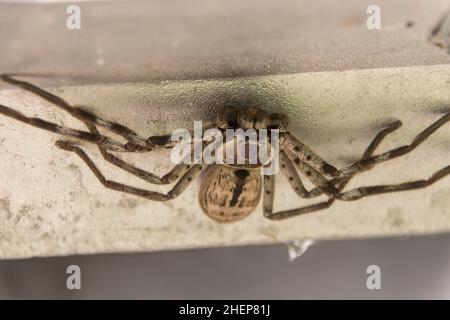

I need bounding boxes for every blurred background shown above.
[1,234,450,299]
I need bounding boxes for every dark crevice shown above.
[430,11,450,53]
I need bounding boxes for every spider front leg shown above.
[1,74,152,150]
[84,122,197,185]
[279,151,331,198]
[283,132,339,177]
[264,120,403,220]
[283,147,340,196]
[55,140,204,201]
[0,103,130,152]
[337,112,450,178]
[299,111,450,207]
[284,119,404,197]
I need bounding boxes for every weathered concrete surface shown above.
[1,65,450,259]
[0,0,449,259]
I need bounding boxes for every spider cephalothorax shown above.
[217,106,289,131]
[1,74,450,222]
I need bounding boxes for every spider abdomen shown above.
[199,165,262,223]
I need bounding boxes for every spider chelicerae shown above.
[1,74,450,222]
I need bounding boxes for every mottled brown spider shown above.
[1,74,450,222]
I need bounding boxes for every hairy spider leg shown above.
[55,140,205,201]
[337,112,450,178]
[0,103,129,152]
[284,120,404,198]
[1,74,151,150]
[82,122,207,185]
[53,128,245,201]
[283,132,339,177]
[263,119,407,219]
[1,74,224,152]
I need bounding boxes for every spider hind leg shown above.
[55,139,203,201]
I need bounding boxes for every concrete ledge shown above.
[0,0,449,258]
[0,65,450,259]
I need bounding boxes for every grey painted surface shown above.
[0,234,449,299]
[0,0,448,84]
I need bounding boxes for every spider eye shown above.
[269,113,289,131]
[218,106,238,128]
